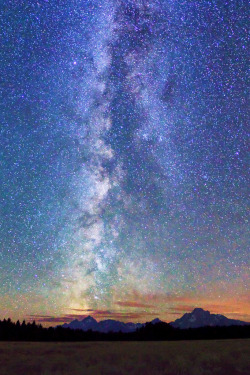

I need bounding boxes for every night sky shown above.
[0,0,249,326]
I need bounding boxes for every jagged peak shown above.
[192,308,209,314]
[151,318,162,324]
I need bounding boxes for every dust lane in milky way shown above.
[0,0,249,324]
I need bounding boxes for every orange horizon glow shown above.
[1,287,249,328]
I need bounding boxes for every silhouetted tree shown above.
[0,318,249,342]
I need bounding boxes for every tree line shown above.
[0,318,249,341]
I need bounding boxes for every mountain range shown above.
[61,308,249,332]
[170,308,249,329]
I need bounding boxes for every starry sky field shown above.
[0,0,249,326]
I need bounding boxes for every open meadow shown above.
[0,339,249,375]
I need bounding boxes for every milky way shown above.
[0,0,249,323]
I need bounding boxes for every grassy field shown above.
[0,339,249,375]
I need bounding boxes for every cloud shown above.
[167,305,195,313]
[90,311,156,321]
[111,291,250,321]
[28,315,56,319]
[70,308,94,312]
[115,301,155,308]
[27,314,90,323]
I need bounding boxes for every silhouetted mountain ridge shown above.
[170,308,250,329]
[62,315,145,333]
[60,308,249,332]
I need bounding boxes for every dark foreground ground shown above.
[0,339,249,375]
